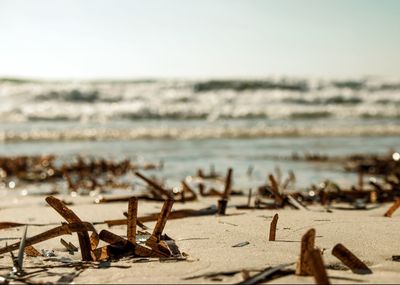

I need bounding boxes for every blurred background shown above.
[0,0,400,189]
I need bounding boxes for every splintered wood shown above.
[332,243,372,274]
[268,214,279,241]
[384,198,400,217]
[296,228,316,276]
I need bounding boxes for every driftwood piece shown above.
[127,197,138,243]
[46,196,94,261]
[309,249,330,285]
[295,228,316,276]
[24,245,41,257]
[222,168,233,200]
[268,174,284,206]
[269,214,279,241]
[181,181,198,201]
[384,198,400,217]
[105,205,218,227]
[145,199,174,257]
[332,243,372,274]
[0,222,95,255]
[135,171,173,199]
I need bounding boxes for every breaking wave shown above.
[0,76,400,123]
[1,124,400,142]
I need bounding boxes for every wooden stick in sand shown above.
[384,198,400,217]
[268,214,279,241]
[332,243,372,274]
[247,188,252,207]
[308,249,330,285]
[0,222,95,255]
[45,196,95,261]
[145,198,174,257]
[268,174,284,206]
[218,168,233,215]
[127,197,138,243]
[296,228,316,276]
[135,171,173,199]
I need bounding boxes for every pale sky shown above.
[0,0,399,79]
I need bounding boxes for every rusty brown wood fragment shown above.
[45,196,93,261]
[268,174,284,206]
[222,168,233,200]
[151,198,174,241]
[384,198,400,217]
[0,222,94,255]
[144,198,174,257]
[127,197,138,243]
[332,243,372,274]
[269,214,279,241]
[0,222,26,230]
[105,206,218,226]
[24,245,41,257]
[135,171,173,199]
[308,249,330,285]
[181,180,197,201]
[296,228,316,276]
[247,188,252,207]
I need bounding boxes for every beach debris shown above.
[392,255,400,262]
[0,196,184,265]
[268,213,279,241]
[127,197,138,243]
[236,263,295,285]
[41,249,56,257]
[105,205,219,227]
[60,238,78,254]
[308,249,330,285]
[232,241,250,248]
[46,196,94,261]
[217,168,233,215]
[296,228,316,276]
[331,243,372,274]
[384,198,400,217]
[24,245,41,257]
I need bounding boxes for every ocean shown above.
[1,77,399,189]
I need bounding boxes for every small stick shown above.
[268,174,284,206]
[332,243,372,274]
[46,196,93,261]
[24,245,41,257]
[0,222,94,255]
[127,197,138,243]
[384,198,400,217]
[150,198,174,241]
[269,214,279,241]
[296,228,316,276]
[309,249,330,285]
[247,188,252,207]
[135,171,172,199]
[181,181,198,201]
[222,168,233,200]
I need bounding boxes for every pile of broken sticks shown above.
[0,196,185,264]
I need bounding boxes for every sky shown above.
[0,0,400,79]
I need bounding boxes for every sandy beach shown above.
[0,191,399,284]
